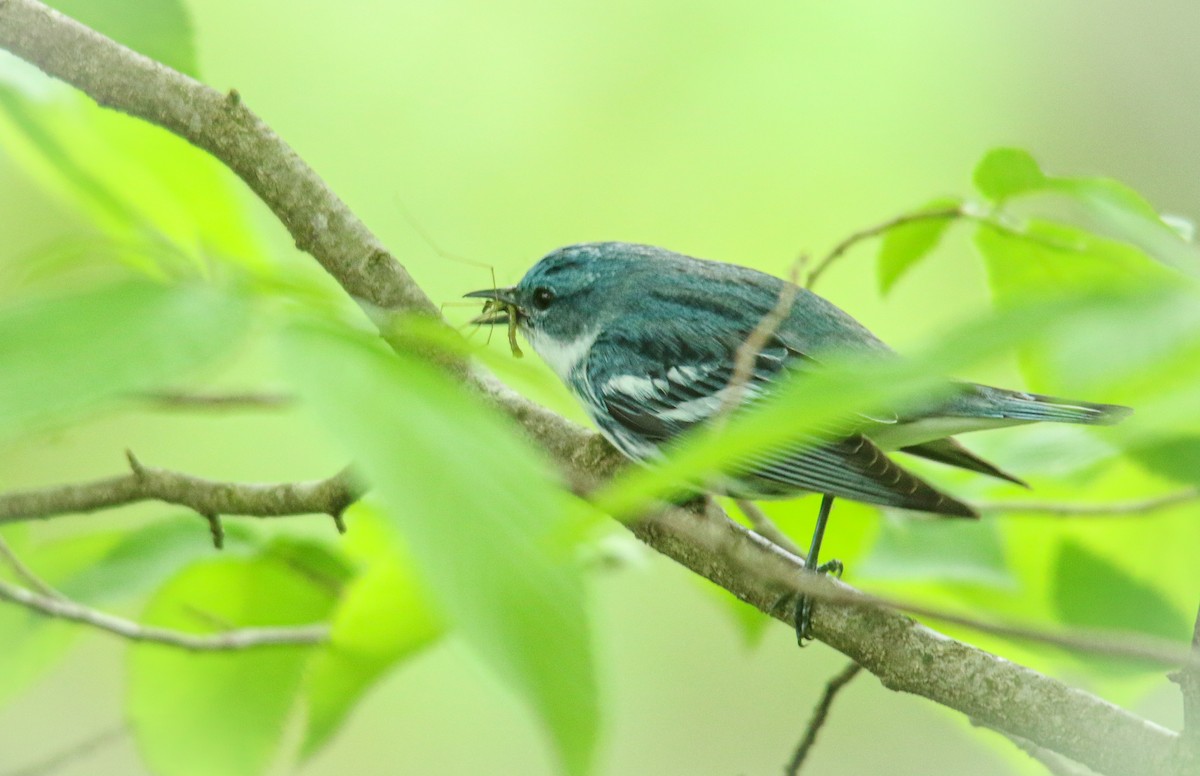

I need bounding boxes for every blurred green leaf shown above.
[1052,539,1189,648]
[975,218,1165,306]
[973,221,1196,395]
[0,85,264,275]
[973,147,1199,275]
[1128,436,1200,486]
[57,521,259,605]
[0,89,141,229]
[302,555,444,758]
[859,517,1012,587]
[0,281,249,442]
[46,0,199,78]
[127,554,336,776]
[877,197,962,294]
[261,535,356,594]
[280,322,599,776]
[973,148,1047,201]
[301,502,444,757]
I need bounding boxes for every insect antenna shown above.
[395,197,501,347]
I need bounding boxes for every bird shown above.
[465,242,1130,643]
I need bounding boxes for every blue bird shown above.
[466,242,1130,642]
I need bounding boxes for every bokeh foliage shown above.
[1,1,1199,775]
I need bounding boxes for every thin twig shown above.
[803,202,1057,290]
[785,660,862,775]
[979,488,1200,517]
[0,453,360,532]
[136,390,294,410]
[0,726,127,776]
[0,574,328,651]
[717,256,806,422]
[806,206,964,289]
[0,536,62,598]
[735,499,804,557]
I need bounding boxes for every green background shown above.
[2,1,1199,774]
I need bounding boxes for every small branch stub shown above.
[204,513,224,550]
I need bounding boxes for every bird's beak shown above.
[464,286,520,326]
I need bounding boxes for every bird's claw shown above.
[794,557,843,647]
[817,559,843,579]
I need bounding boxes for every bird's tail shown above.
[977,386,1132,426]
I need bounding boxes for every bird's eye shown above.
[531,287,556,310]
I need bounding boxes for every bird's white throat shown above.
[522,327,598,381]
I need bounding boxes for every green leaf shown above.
[0,87,265,276]
[1071,178,1200,276]
[0,281,249,442]
[1052,540,1189,648]
[57,521,259,605]
[301,503,444,757]
[972,147,1199,275]
[301,554,443,758]
[127,554,336,776]
[260,535,356,593]
[972,221,1193,393]
[1128,436,1200,486]
[46,0,199,78]
[973,218,1166,305]
[877,197,962,294]
[973,148,1046,201]
[859,517,1012,587]
[280,322,599,776]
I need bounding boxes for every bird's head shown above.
[465,242,656,347]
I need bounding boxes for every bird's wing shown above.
[583,324,975,517]
[739,435,977,516]
[899,437,1028,487]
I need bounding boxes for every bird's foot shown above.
[794,558,844,647]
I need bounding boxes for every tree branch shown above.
[1171,603,1200,770]
[0,452,359,532]
[0,0,439,349]
[992,730,1101,776]
[0,3,1188,773]
[785,660,862,775]
[805,205,964,289]
[0,536,62,598]
[0,574,328,650]
[608,500,1179,776]
[136,390,294,410]
[735,499,804,557]
[980,488,1200,517]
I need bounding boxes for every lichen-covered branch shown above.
[0,2,1188,773]
[0,451,358,529]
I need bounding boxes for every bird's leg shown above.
[795,493,839,646]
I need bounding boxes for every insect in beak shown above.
[464,286,523,357]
